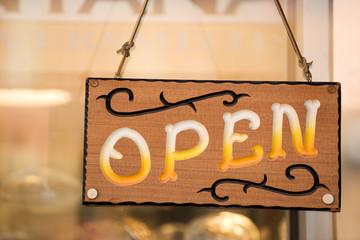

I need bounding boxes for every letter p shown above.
[160,120,209,182]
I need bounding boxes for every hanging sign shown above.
[83,78,341,211]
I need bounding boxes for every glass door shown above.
[0,0,333,239]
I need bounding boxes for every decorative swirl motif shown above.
[197,164,329,202]
[97,88,250,117]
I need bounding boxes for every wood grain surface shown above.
[83,79,340,211]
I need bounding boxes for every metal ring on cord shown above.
[115,0,313,82]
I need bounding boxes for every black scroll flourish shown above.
[97,88,250,117]
[197,164,329,202]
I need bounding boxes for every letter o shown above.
[100,128,151,186]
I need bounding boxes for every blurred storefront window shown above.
[0,0,344,239]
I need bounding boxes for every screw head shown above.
[328,85,337,94]
[322,193,334,205]
[87,188,98,200]
[89,80,99,87]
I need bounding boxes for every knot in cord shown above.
[299,57,313,82]
[117,41,135,57]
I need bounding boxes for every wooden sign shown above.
[83,78,341,211]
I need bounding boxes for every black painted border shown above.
[82,78,341,212]
[82,79,90,204]
[82,201,339,212]
[338,83,342,211]
[86,77,340,86]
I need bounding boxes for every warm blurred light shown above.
[0,88,71,107]
[186,212,260,240]
[78,217,153,240]
[0,168,80,213]
[155,223,186,240]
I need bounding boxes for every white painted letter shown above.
[100,128,151,185]
[268,100,321,160]
[160,120,209,182]
[219,110,263,171]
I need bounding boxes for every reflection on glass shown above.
[0,168,80,213]
[185,212,260,240]
[278,216,288,240]
[0,231,29,240]
[155,223,186,240]
[0,89,71,108]
[78,217,153,240]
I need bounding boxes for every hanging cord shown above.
[114,0,150,78]
[115,0,312,82]
[274,0,313,82]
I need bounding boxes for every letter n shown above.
[268,100,321,160]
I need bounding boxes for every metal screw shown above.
[87,188,98,200]
[328,85,337,94]
[89,80,99,88]
[322,193,334,205]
